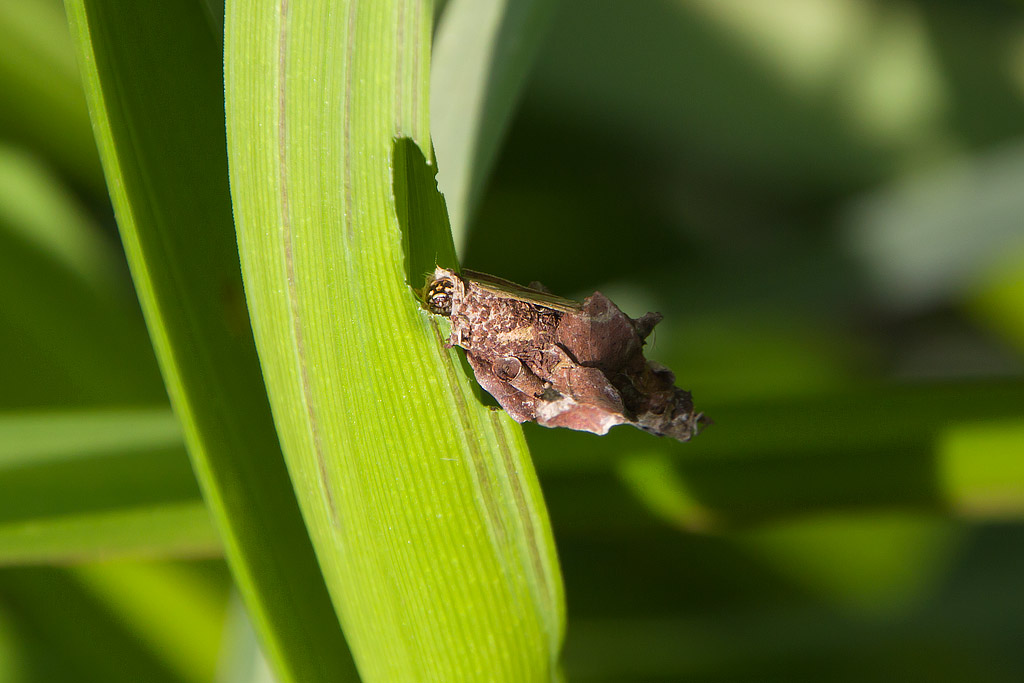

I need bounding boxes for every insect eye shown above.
[426,277,454,316]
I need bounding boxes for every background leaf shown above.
[0,0,104,196]
[64,1,355,680]
[0,144,162,407]
[431,0,558,249]
[0,408,213,565]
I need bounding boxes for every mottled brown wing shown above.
[462,269,583,314]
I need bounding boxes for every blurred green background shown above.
[3,0,1024,681]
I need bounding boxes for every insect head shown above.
[426,276,455,317]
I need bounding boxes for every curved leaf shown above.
[225,1,564,680]
[64,2,355,680]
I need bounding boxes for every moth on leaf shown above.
[423,267,707,442]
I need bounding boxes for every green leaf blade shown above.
[64,2,356,681]
[226,1,565,680]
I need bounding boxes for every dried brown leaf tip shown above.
[424,267,708,442]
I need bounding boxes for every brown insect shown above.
[423,267,706,441]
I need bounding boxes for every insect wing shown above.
[462,269,582,313]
